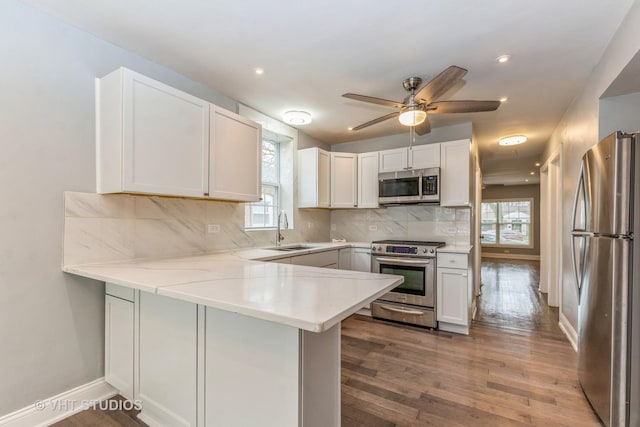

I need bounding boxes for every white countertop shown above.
[63,242,400,333]
[437,244,473,254]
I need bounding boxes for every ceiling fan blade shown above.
[342,93,405,109]
[428,100,501,114]
[415,66,468,103]
[415,115,431,136]
[351,112,400,131]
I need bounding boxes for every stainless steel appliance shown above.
[571,131,639,426]
[378,167,440,205]
[370,240,445,328]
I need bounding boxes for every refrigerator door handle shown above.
[571,160,592,301]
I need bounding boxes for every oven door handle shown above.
[375,257,431,266]
[378,304,425,316]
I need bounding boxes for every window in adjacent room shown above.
[480,198,533,247]
[245,138,280,229]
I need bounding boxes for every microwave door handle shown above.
[375,257,431,266]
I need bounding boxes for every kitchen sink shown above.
[267,244,318,252]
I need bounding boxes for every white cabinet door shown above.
[105,295,134,400]
[138,292,198,427]
[209,105,262,202]
[330,153,357,208]
[338,248,352,270]
[350,248,371,272]
[358,152,379,208]
[291,250,339,268]
[98,67,210,197]
[410,144,440,169]
[378,148,407,172]
[437,267,468,325]
[298,147,330,208]
[440,139,471,206]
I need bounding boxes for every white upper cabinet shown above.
[97,68,210,197]
[96,67,261,202]
[410,144,441,169]
[330,152,357,208]
[378,148,408,172]
[298,147,331,208]
[357,152,379,208]
[378,144,441,173]
[440,139,472,207]
[209,105,261,202]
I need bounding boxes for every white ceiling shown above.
[22,0,634,185]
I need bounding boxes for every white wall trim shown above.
[559,311,578,352]
[481,252,540,261]
[0,378,117,427]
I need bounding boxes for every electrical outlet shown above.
[307,222,314,229]
[369,225,378,232]
[207,224,220,233]
[331,223,337,231]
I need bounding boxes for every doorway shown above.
[540,147,562,307]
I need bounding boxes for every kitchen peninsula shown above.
[63,245,402,427]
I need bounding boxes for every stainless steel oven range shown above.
[371,240,445,328]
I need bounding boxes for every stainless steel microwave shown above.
[378,167,440,205]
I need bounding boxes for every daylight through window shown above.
[481,199,533,247]
[245,139,279,229]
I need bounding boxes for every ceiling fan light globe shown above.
[398,109,426,126]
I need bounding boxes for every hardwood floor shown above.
[342,259,600,426]
[57,260,600,426]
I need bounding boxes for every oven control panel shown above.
[371,241,444,258]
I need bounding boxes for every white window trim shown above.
[239,104,296,231]
[481,197,534,249]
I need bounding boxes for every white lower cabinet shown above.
[105,293,135,401]
[350,248,371,272]
[104,285,341,427]
[137,292,198,427]
[436,252,472,335]
[291,250,339,269]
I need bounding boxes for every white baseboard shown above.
[481,252,540,261]
[559,311,578,352]
[0,378,117,427]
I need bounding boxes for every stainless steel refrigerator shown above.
[571,131,639,426]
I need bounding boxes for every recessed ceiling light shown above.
[500,97,508,103]
[347,127,353,131]
[283,110,312,125]
[498,135,527,146]
[254,67,264,75]
[525,179,529,182]
[496,54,511,63]
[530,171,535,175]
[535,162,541,167]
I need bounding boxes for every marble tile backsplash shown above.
[330,205,471,245]
[63,192,330,265]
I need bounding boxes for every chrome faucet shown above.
[276,211,288,246]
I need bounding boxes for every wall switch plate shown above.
[368,225,378,232]
[331,223,336,231]
[307,222,314,229]
[207,224,220,233]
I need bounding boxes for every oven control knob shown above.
[429,249,435,254]
[422,249,428,253]
[377,246,382,252]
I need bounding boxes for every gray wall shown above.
[481,184,541,257]
[599,91,640,139]
[542,1,640,330]
[0,0,327,416]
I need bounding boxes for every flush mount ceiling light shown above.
[500,97,508,103]
[398,107,427,126]
[496,54,511,63]
[283,110,312,125]
[498,135,527,146]
[254,67,264,75]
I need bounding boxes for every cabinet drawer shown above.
[291,250,339,268]
[106,282,135,302]
[437,253,468,270]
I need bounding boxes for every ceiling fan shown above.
[343,65,501,136]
